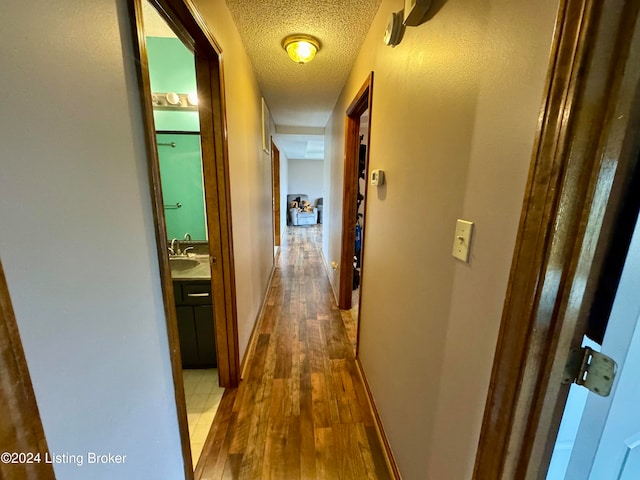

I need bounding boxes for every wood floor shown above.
[195,225,392,480]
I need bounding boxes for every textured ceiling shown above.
[224,0,382,129]
[143,0,382,160]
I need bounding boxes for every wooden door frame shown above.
[473,0,640,478]
[271,138,281,248]
[338,72,374,312]
[129,0,239,477]
[0,259,55,479]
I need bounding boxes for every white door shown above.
[547,213,640,480]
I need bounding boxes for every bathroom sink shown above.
[169,257,199,271]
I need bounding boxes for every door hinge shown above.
[562,346,617,397]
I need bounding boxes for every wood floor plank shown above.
[307,320,326,373]
[247,333,270,382]
[262,379,287,479]
[311,372,332,428]
[221,454,242,480]
[334,423,367,480]
[315,427,339,480]
[330,359,354,424]
[237,378,272,479]
[196,389,237,480]
[299,339,317,479]
[259,304,276,334]
[283,414,302,478]
[354,422,379,480]
[195,225,392,480]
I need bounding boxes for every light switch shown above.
[452,219,474,263]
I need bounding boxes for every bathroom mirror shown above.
[145,18,208,241]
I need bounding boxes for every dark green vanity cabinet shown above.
[173,280,217,368]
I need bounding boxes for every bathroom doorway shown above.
[131,0,239,476]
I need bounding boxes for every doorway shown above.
[130,0,239,477]
[338,72,373,304]
[473,0,640,477]
[338,73,373,354]
[547,211,640,479]
[271,139,281,253]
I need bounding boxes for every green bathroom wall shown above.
[147,36,200,132]
[147,36,205,240]
[157,133,207,240]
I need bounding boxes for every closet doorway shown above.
[338,73,373,355]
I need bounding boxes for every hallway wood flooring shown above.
[195,225,391,479]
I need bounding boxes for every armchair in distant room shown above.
[287,194,318,226]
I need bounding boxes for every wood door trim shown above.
[473,0,640,477]
[195,54,240,387]
[271,139,281,247]
[128,1,193,476]
[0,260,55,480]
[129,0,239,477]
[338,72,374,312]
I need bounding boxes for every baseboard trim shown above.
[355,357,402,479]
[319,247,340,306]
[239,263,277,380]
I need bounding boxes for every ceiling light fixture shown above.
[282,34,321,64]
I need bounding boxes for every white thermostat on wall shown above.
[371,169,385,186]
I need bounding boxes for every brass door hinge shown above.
[562,346,617,397]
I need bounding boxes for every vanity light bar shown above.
[152,92,198,111]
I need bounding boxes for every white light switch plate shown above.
[452,219,474,263]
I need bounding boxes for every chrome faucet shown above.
[183,232,192,241]
[183,246,194,256]
[170,238,180,256]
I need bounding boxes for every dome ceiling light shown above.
[282,34,321,64]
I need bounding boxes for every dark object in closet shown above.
[359,144,367,179]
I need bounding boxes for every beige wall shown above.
[288,159,325,205]
[325,0,560,478]
[192,0,275,362]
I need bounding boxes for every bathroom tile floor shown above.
[182,368,224,466]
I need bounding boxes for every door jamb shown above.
[473,0,640,477]
[129,0,239,477]
[0,260,55,479]
[271,139,281,248]
[338,73,374,315]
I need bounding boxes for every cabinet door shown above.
[176,306,199,367]
[194,305,217,367]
